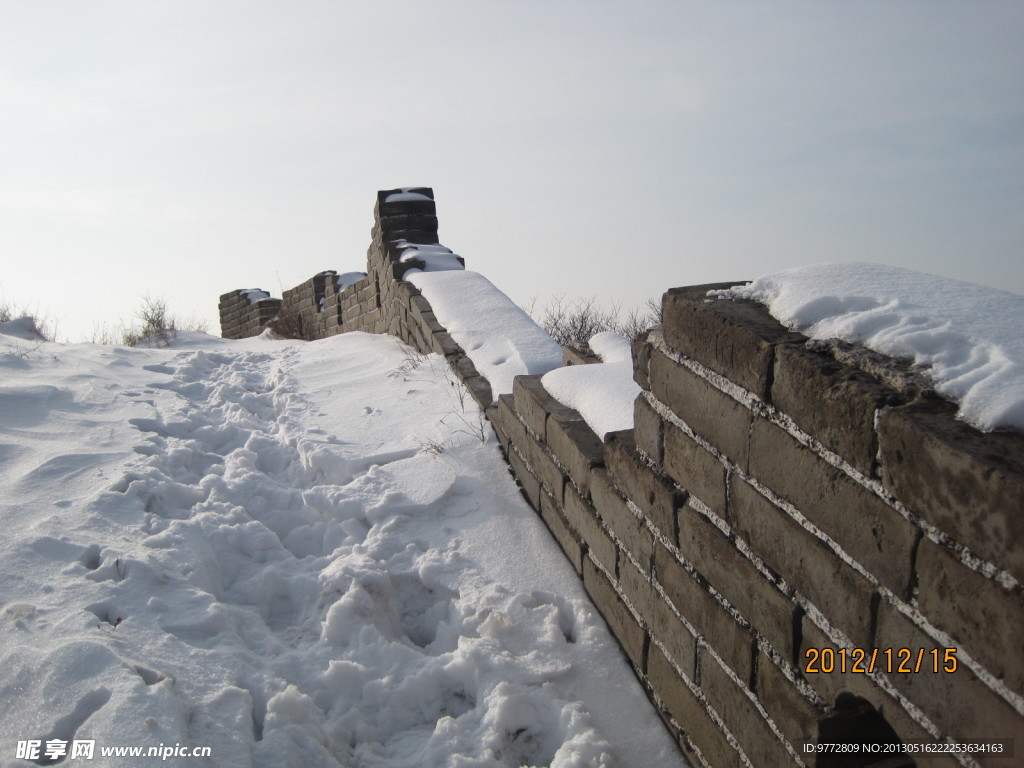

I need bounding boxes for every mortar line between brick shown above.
[646,632,758,768]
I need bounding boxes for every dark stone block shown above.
[877,397,1024,583]
[603,430,683,540]
[749,417,918,598]
[773,344,903,476]
[662,284,804,399]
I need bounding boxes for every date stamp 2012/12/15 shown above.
[803,647,958,674]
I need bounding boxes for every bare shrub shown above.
[92,296,207,347]
[532,295,661,349]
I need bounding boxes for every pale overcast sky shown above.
[2,1,1021,340]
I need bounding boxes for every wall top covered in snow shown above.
[724,262,1024,432]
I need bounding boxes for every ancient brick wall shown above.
[220,189,1024,767]
[490,284,1024,767]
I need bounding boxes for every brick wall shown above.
[490,284,1024,767]
[220,190,1024,767]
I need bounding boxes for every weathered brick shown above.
[730,477,877,649]
[916,538,1024,693]
[631,328,655,391]
[539,489,584,575]
[430,330,461,357]
[878,397,1024,583]
[546,410,604,500]
[655,543,753,684]
[583,555,646,670]
[749,417,918,598]
[754,651,821,750]
[700,652,794,767]
[603,430,682,539]
[633,395,663,465]
[662,284,805,399]
[563,484,617,575]
[513,376,568,438]
[619,552,697,676]
[662,421,727,516]
[562,346,600,366]
[590,468,655,571]
[773,344,901,476]
[649,343,753,470]
[677,503,796,661]
[507,446,540,511]
[647,644,743,768]
[496,395,527,453]
[462,375,493,409]
[875,600,1024,752]
[517,425,566,505]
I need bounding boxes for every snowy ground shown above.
[0,326,687,768]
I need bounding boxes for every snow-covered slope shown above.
[0,328,686,768]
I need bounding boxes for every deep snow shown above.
[724,263,1024,431]
[0,327,687,768]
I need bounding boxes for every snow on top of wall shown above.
[396,241,465,273]
[588,331,633,364]
[542,332,640,438]
[385,189,433,202]
[336,271,366,291]
[723,262,1024,432]
[241,288,271,303]
[407,270,562,398]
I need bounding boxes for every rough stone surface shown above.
[662,421,727,517]
[649,343,753,470]
[878,397,1024,583]
[915,538,1024,693]
[631,328,655,391]
[654,543,753,684]
[772,344,903,476]
[513,375,574,439]
[518,425,566,505]
[539,489,584,575]
[662,284,805,399]
[754,651,821,749]
[647,644,743,768]
[618,557,697,678]
[507,446,540,511]
[676,504,796,661]
[603,430,682,540]
[546,410,604,500]
[582,555,646,670]
[749,416,918,598]
[563,484,617,576]
[590,468,655,571]
[632,395,664,465]
[729,477,877,649]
